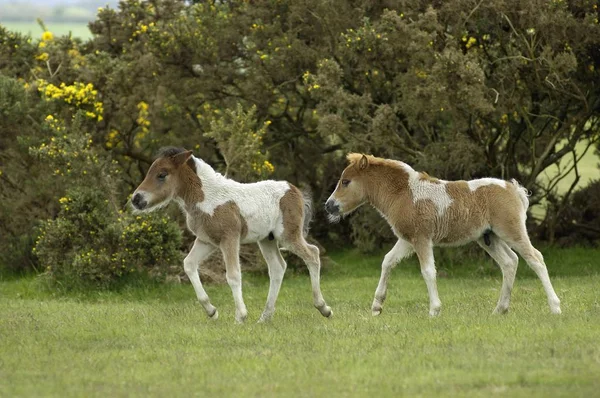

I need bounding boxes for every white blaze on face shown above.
[467,178,507,192]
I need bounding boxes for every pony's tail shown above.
[301,187,313,238]
[511,179,530,212]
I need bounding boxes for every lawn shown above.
[1,246,599,397]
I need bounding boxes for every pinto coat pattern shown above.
[326,153,561,316]
[132,147,332,323]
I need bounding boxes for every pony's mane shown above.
[155,146,197,174]
[346,153,411,171]
[155,146,188,160]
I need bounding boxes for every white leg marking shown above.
[414,241,442,317]
[477,236,518,314]
[499,224,561,314]
[287,238,332,318]
[184,239,218,319]
[257,239,287,322]
[372,238,414,316]
[220,239,248,323]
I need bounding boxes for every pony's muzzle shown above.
[325,199,340,216]
[132,193,147,210]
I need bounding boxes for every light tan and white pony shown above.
[132,147,332,323]
[326,153,561,317]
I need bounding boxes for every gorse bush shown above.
[34,187,183,289]
[28,111,183,288]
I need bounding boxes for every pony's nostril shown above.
[132,193,145,209]
[325,200,339,215]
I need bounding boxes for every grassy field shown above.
[1,247,599,397]
[0,21,93,40]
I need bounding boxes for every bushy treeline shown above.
[1,0,599,286]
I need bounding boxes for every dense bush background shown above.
[1,0,599,285]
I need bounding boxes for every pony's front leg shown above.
[371,238,414,316]
[414,240,442,317]
[184,239,219,319]
[220,238,248,323]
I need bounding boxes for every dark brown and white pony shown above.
[132,147,332,323]
[326,153,561,316]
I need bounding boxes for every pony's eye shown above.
[157,172,168,181]
[341,179,350,187]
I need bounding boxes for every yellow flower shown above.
[36,52,49,61]
[465,37,477,49]
[45,115,54,121]
[41,31,53,41]
[263,160,275,173]
[137,101,149,111]
[38,41,46,48]
[59,197,69,204]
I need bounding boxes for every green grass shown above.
[1,247,600,397]
[0,21,93,40]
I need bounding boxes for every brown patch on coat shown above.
[187,201,248,245]
[418,172,440,184]
[279,183,304,241]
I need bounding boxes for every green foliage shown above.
[34,186,183,289]
[205,104,274,181]
[2,0,600,279]
[26,112,183,288]
[543,180,600,245]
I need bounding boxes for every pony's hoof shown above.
[429,307,441,317]
[551,307,562,315]
[208,309,219,320]
[320,306,333,318]
[372,303,383,316]
[235,310,248,324]
[492,306,509,315]
[257,313,273,323]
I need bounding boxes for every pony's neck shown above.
[364,163,412,217]
[175,157,233,212]
[175,158,207,212]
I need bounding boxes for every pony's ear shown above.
[172,150,193,167]
[358,154,369,170]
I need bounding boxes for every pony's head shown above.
[325,153,371,222]
[131,147,195,212]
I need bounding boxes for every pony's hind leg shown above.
[496,222,561,314]
[257,238,287,322]
[184,239,219,319]
[477,234,518,314]
[284,236,332,318]
[220,237,248,323]
[372,238,414,316]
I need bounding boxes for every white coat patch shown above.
[468,178,506,192]
[396,161,452,216]
[192,158,290,243]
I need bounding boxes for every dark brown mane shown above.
[155,146,196,174]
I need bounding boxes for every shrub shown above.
[28,112,184,289]
[544,180,600,246]
[34,187,183,289]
